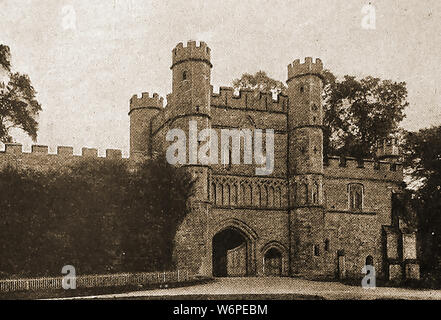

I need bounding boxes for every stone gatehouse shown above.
[0,41,419,281]
[128,41,419,281]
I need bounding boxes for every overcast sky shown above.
[1,0,440,156]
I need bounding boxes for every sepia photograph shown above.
[0,0,440,314]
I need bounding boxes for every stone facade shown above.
[0,41,419,281]
[128,41,419,280]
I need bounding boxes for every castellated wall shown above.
[322,156,403,279]
[0,143,125,171]
[149,86,289,177]
[146,77,404,278]
[210,86,288,113]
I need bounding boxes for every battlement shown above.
[171,40,211,68]
[129,92,163,113]
[211,86,288,113]
[376,138,400,160]
[2,143,124,159]
[324,155,403,181]
[287,57,323,81]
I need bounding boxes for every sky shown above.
[0,0,440,157]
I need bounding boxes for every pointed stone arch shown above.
[211,218,258,276]
[261,241,289,276]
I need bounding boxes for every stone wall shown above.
[323,159,403,279]
[0,143,125,171]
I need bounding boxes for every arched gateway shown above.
[131,42,410,281]
[211,219,257,277]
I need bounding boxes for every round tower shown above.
[170,40,211,116]
[169,41,213,276]
[286,57,326,276]
[129,92,163,159]
[169,40,212,200]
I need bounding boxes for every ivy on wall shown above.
[0,157,194,278]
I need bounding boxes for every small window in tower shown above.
[313,245,320,256]
[312,182,319,204]
[366,255,374,267]
[182,71,187,80]
[221,145,233,171]
[348,183,363,211]
[312,104,318,111]
[300,86,304,93]
[211,183,216,203]
[196,106,200,112]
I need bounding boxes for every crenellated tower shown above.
[168,40,212,202]
[169,41,213,275]
[129,92,163,159]
[170,40,212,116]
[286,57,326,276]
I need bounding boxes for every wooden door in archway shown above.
[264,248,282,276]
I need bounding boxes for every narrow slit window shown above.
[348,183,363,211]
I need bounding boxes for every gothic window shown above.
[261,185,268,207]
[275,187,281,207]
[268,186,274,207]
[211,183,216,203]
[225,184,230,206]
[231,184,237,206]
[298,183,308,205]
[258,187,262,207]
[222,145,232,170]
[245,184,252,206]
[348,183,363,211]
[240,184,246,205]
[313,245,320,256]
[218,184,224,206]
[249,185,253,205]
[312,182,319,205]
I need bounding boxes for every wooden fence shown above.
[0,270,191,293]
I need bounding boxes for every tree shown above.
[402,125,441,276]
[0,44,41,142]
[322,71,408,159]
[232,70,409,159]
[122,156,195,271]
[233,71,286,95]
